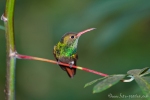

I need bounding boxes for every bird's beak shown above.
[76,28,96,37]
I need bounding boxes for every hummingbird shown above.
[53,28,95,78]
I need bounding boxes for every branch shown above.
[15,53,108,77]
[2,0,16,100]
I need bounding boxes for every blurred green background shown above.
[0,0,150,100]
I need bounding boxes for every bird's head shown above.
[60,28,95,48]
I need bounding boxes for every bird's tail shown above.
[60,65,76,78]
[65,67,76,78]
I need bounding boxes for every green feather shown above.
[54,42,77,58]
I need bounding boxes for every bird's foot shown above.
[57,61,60,65]
[69,61,74,68]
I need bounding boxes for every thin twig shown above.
[15,53,108,77]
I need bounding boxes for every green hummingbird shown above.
[53,28,95,78]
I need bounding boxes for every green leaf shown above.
[139,67,150,77]
[143,77,150,83]
[127,69,141,76]
[127,67,150,77]
[127,67,150,97]
[0,25,5,30]
[84,77,107,88]
[134,76,150,97]
[93,74,125,93]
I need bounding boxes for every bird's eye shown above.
[70,36,74,39]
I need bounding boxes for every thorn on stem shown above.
[1,14,8,22]
[9,50,17,58]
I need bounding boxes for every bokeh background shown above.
[0,0,150,100]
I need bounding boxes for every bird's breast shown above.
[58,56,74,64]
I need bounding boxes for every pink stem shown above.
[16,54,108,77]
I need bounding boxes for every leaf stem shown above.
[15,53,108,77]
